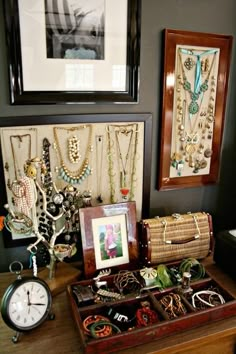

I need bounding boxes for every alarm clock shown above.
[1,262,53,343]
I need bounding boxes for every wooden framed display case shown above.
[158,29,233,190]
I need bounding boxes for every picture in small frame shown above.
[79,201,138,278]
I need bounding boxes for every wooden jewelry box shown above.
[66,261,236,354]
[67,205,236,353]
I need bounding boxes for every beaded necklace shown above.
[8,134,36,218]
[95,135,104,203]
[107,124,139,202]
[53,125,93,185]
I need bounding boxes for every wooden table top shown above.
[0,257,235,354]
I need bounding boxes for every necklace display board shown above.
[158,29,233,190]
[0,113,152,248]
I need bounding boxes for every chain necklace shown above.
[10,134,32,180]
[95,135,104,203]
[107,124,139,202]
[53,125,93,185]
[115,128,133,189]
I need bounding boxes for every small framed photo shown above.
[79,201,138,278]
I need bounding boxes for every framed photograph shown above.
[3,0,141,105]
[79,201,138,278]
[158,29,233,190]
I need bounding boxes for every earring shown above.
[184,57,195,70]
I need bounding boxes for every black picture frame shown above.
[0,113,152,247]
[3,0,141,105]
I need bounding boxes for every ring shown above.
[9,261,23,274]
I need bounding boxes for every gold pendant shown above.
[185,144,196,155]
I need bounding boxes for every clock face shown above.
[1,278,52,331]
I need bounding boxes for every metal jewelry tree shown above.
[24,155,80,280]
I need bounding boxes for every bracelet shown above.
[192,290,225,308]
[179,258,205,281]
[90,321,121,338]
[83,315,111,335]
[160,292,187,318]
[106,307,136,330]
[4,212,33,235]
[136,307,159,327]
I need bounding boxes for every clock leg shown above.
[48,312,55,320]
[12,331,22,343]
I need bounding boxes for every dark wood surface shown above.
[0,258,235,354]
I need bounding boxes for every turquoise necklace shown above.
[178,49,217,115]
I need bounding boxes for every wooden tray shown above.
[66,268,236,354]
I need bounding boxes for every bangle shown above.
[90,321,121,338]
[192,290,225,308]
[83,315,111,335]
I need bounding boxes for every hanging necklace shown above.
[178,49,217,115]
[107,125,116,203]
[115,128,133,191]
[10,134,31,180]
[53,125,93,185]
[107,124,139,202]
[95,135,104,203]
[129,123,139,200]
[171,49,218,176]
[9,134,36,218]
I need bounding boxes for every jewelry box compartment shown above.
[66,274,236,354]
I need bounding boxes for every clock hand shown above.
[27,290,31,306]
[30,303,46,306]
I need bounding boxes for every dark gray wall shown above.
[0,0,235,272]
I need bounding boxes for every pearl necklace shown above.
[53,125,93,185]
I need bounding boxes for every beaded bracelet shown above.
[136,307,159,327]
[83,315,111,336]
[90,321,121,339]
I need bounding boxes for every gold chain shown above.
[10,134,32,180]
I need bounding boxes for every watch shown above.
[1,263,52,337]
[52,192,64,205]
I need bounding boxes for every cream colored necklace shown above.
[53,125,93,185]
